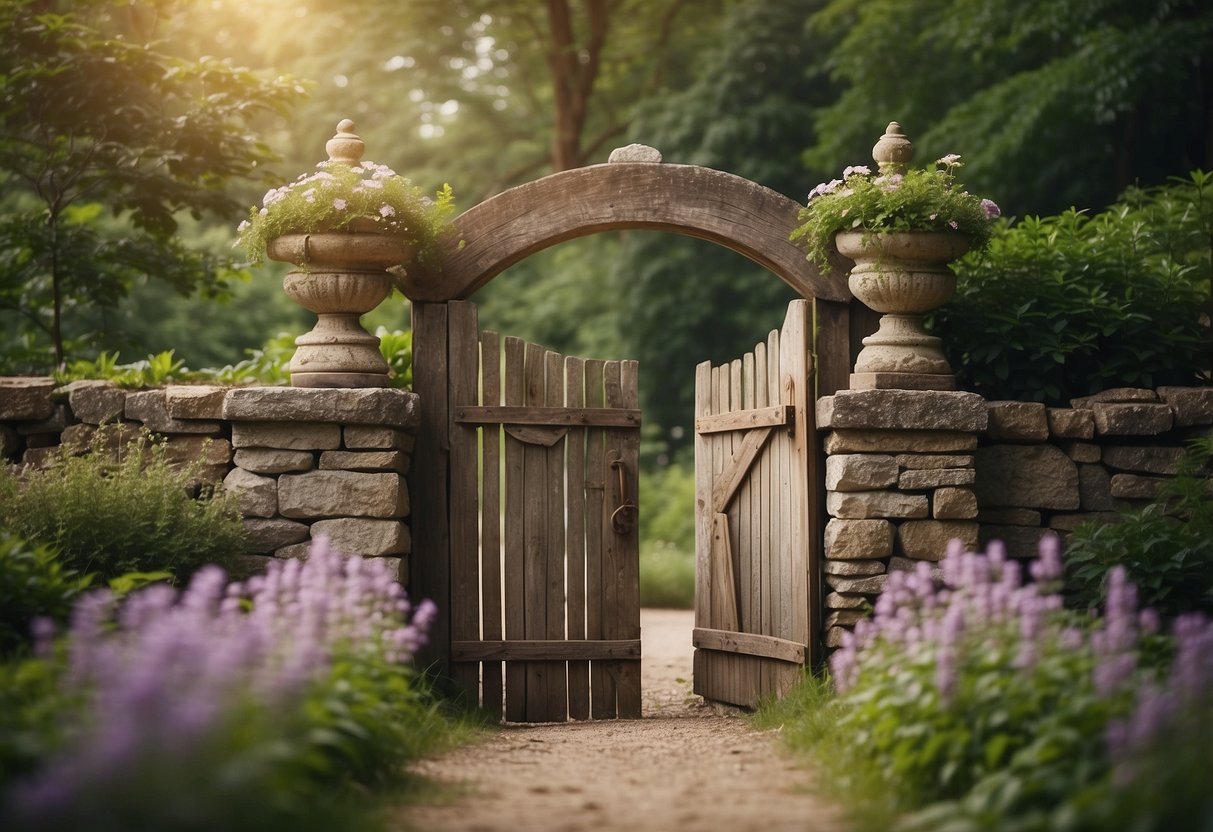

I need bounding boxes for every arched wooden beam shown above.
[398,162,851,302]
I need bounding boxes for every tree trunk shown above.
[546,0,611,171]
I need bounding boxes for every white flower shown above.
[379,205,396,218]
[333,198,348,210]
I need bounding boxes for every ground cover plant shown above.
[931,172,1212,404]
[0,539,460,832]
[0,432,245,582]
[758,537,1213,831]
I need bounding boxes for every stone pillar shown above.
[817,389,986,647]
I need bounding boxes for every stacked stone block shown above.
[818,385,1213,649]
[817,389,986,646]
[0,378,418,581]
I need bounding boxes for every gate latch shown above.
[608,453,638,535]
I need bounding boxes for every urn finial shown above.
[872,121,913,174]
[325,119,365,165]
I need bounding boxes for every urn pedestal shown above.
[836,230,970,391]
[267,228,409,388]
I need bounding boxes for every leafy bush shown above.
[639,463,696,608]
[931,171,1212,404]
[0,434,246,582]
[0,540,451,831]
[0,532,90,658]
[761,538,1213,831]
[1066,439,1213,618]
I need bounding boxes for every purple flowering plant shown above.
[236,160,455,266]
[791,154,1001,270]
[806,537,1213,830]
[3,538,440,831]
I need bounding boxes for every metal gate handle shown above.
[609,453,638,534]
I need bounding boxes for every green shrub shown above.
[639,463,696,608]
[1065,438,1213,618]
[0,532,91,657]
[0,434,246,582]
[931,171,1212,404]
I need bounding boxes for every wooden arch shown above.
[397,160,851,303]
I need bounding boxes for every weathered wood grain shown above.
[565,357,590,720]
[399,163,848,303]
[502,336,527,722]
[480,330,503,720]
[451,640,642,662]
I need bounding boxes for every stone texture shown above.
[1091,402,1173,436]
[1102,446,1185,476]
[825,592,868,610]
[163,436,232,467]
[279,471,407,519]
[165,385,229,419]
[1077,463,1114,511]
[62,380,127,424]
[898,468,976,489]
[22,446,60,467]
[823,559,886,577]
[319,450,409,473]
[311,518,409,556]
[222,468,278,518]
[889,556,944,580]
[17,404,67,435]
[234,448,315,474]
[0,377,56,420]
[824,518,894,559]
[231,421,341,450]
[827,490,929,520]
[825,610,869,628]
[1071,388,1158,407]
[124,389,221,434]
[979,525,1052,559]
[933,487,978,519]
[848,372,956,391]
[608,143,662,163]
[825,454,897,491]
[986,401,1049,442]
[243,518,311,553]
[977,507,1042,526]
[1158,387,1213,427]
[895,454,974,470]
[817,389,987,432]
[824,627,849,648]
[275,541,313,560]
[1110,473,1168,500]
[344,426,415,450]
[1059,441,1101,463]
[1047,408,1095,439]
[24,432,57,449]
[897,520,979,560]
[974,445,1079,510]
[0,424,19,460]
[60,422,142,454]
[223,387,420,429]
[824,429,976,454]
[824,573,888,594]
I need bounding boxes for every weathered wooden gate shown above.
[693,299,821,708]
[442,301,642,722]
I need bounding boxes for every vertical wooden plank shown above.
[710,364,726,701]
[543,350,569,721]
[408,302,450,675]
[738,351,755,635]
[480,331,503,720]
[616,359,642,718]
[812,298,853,398]
[565,357,589,719]
[693,360,713,640]
[522,342,548,721]
[765,327,782,700]
[777,332,795,646]
[786,300,819,667]
[448,301,481,707]
[752,341,769,644]
[598,360,624,718]
[585,360,611,718]
[502,337,527,722]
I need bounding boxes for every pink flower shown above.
[981,198,1001,219]
[379,204,396,218]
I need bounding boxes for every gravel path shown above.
[394,609,846,832]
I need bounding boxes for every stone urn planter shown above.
[268,217,408,388]
[837,229,971,390]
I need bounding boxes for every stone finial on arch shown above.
[397,160,849,303]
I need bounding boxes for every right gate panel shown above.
[693,299,819,708]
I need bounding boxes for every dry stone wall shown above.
[818,386,1213,648]
[0,378,418,581]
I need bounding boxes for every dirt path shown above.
[394,609,846,832]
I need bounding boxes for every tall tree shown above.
[0,0,303,368]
